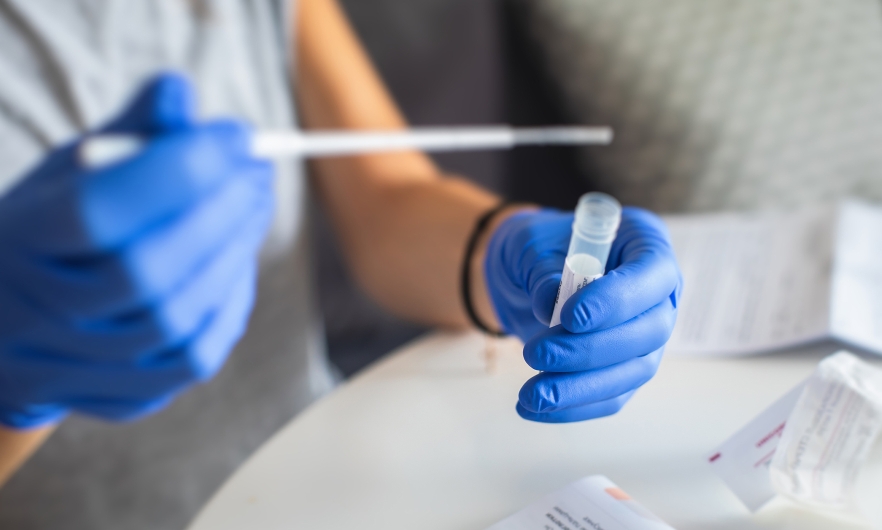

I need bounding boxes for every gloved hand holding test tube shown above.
[484,201,682,423]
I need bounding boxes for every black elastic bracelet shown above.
[461,202,511,338]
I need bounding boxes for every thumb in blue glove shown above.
[485,206,683,423]
[0,73,274,429]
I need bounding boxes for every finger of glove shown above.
[100,72,197,135]
[518,215,570,326]
[485,210,569,337]
[516,390,637,423]
[525,296,676,372]
[16,159,272,318]
[120,263,258,395]
[12,198,271,361]
[22,120,256,255]
[3,263,256,404]
[560,212,679,334]
[142,259,257,383]
[529,268,563,329]
[518,348,663,414]
[512,317,555,346]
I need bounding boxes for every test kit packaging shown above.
[485,475,675,530]
[770,352,882,511]
[705,383,805,511]
[708,351,882,516]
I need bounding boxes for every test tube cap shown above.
[573,192,622,243]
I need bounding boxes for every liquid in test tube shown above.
[549,192,622,327]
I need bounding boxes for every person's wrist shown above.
[470,204,538,335]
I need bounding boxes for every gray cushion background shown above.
[514,0,882,212]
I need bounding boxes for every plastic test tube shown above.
[549,192,622,327]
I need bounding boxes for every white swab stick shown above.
[79,126,613,168]
[253,126,613,157]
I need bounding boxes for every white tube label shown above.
[550,256,603,328]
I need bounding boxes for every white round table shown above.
[187,332,882,530]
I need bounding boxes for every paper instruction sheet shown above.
[664,201,882,356]
[830,203,882,354]
[486,475,674,530]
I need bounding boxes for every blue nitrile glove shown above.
[486,207,682,423]
[0,73,274,429]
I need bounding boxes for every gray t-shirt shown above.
[0,1,337,529]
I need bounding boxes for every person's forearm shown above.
[0,426,54,488]
[295,0,519,329]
